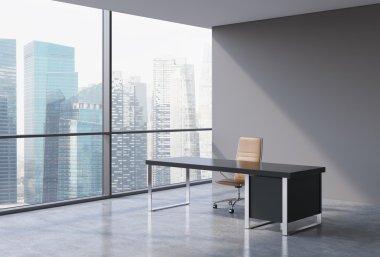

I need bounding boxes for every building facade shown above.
[152,58,200,186]
[112,72,148,192]
[41,84,103,203]
[0,39,17,204]
[24,41,78,204]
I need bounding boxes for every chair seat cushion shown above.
[216,178,244,187]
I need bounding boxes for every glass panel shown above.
[0,135,103,210]
[0,0,102,136]
[112,13,212,132]
[112,131,212,193]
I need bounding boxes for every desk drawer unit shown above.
[250,173,321,223]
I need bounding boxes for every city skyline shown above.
[0,0,212,210]
[0,0,102,136]
[1,1,210,136]
[0,38,211,207]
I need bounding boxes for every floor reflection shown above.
[185,205,190,235]
[147,212,152,257]
[282,236,288,256]
[244,229,250,257]
[101,202,113,257]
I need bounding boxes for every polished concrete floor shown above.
[1,184,380,257]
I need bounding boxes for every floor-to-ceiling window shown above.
[111,13,212,193]
[0,0,103,210]
[0,1,212,213]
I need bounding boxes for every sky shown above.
[112,12,211,86]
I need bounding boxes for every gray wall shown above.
[212,4,380,204]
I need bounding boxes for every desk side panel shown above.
[288,173,321,222]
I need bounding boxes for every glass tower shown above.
[24,41,78,204]
[152,58,200,186]
[41,84,103,202]
[112,72,148,192]
[70,84,102,198]
[0,39,17,204]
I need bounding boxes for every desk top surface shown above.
[146,157,325,178]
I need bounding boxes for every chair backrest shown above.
[234,137,262,181]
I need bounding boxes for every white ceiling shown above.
[55,0,380,28]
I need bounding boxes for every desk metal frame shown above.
[148,166,190,211]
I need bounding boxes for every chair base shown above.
[213,186,244,213]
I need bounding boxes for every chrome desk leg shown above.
[245,174,250,229]
[148,165,152,211]
[149,166,190,212]
[281,178,288,236]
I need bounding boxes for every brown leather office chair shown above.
[213,137,263,214]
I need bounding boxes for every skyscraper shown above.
[42,90,66,202]
[24,41,78,204]
[111,72,125,192]
[151,59,172,186]
[70,84,102,198]
[152,58,200,186]
[41,84,102,202]
[112,72,148,192]
[198,44,212,179]
[124,77,147,190]
[197,44,212,129]
[0,39,17,204]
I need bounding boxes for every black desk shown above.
[146,157,325,236]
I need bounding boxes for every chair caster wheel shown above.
[228,200,232,205]
[213,204,218,209]
[229,208,234,214]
